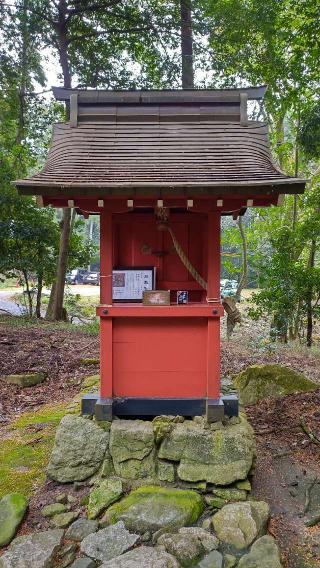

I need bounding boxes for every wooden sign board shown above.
[142,290,170,306]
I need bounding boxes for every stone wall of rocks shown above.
[0,410,284,567]
[47,413,255,490]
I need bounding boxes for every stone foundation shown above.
[47,413,255,489]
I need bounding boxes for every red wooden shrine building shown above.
[15,86,305,421]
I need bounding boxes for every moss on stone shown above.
[0,493,29,547]
[79,358,100,366]
[1,372,47,388]
[211,487,247,502]
[101,485,204,533]
[233,364,317,406]
[87,479,123,519]
[81,374,100,391]
[152,417,174,445]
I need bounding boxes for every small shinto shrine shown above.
[15,86,305,421]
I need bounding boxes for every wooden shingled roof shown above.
[15,87,306,197]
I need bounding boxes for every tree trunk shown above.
[292,106,300,230]
[22,269,33,317]
[52,207,72,320]
[306,239,316,347]
[236,216,248,301]
[14,0,28,173]
[275,114,285,169]
[180,0,194,89]
[45,281,56,319]
[270,313,288,343]
[35,271,43,318]
[49,0,73,320]
[87,216,94,271]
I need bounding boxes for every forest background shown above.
[0,0,319,346]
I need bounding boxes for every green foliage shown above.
[63,292,97,323]
[0,0,319,343]
[299,102,320,159]
[0,187,59,280]
[248,190,320,342]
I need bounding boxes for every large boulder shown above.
[100,546,180,567]
[101,485,204,534]
[47,415,109,482]
[237,535,282,567]
[0,529,64,568]
[212,501,270,550]
[234,364,317,405]
[0,494,28,547]
[109,420,155,479]
[87,479,123,519]
[159,416,255,485]
[80,522,139,562]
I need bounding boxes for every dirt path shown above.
[247,391,320,567]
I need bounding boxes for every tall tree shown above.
[203,0,320,344]
[26,0,183,319]
[180,0,194,88]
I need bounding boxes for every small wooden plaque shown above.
[142,290,170,306]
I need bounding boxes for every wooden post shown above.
[206,212,223,413]
[99,209,113,400]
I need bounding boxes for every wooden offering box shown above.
[14,87,305,421]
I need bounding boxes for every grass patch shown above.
[0,403,68,499]
[0,313,99,335]
[12,403,67,429]
[0,430,57,498]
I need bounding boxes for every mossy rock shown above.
[47,415,109,483]
[238,535,282,567]
[0,493,28,547]
[79,358,100,366]
[160,415,255,486]
[42,503,67,518]
[100,485,204,534]
[81,374,100,391]
[233,364,317,406]
[212,501,270,550]
[1,372,47,388]
[87,479,123,519]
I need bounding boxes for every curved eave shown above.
[15,177,306,196]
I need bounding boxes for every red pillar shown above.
[100,210,113,399]
[206,212,221,401]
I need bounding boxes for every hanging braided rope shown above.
[166,226,208,290]
[162,220,241,336]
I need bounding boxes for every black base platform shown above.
[81,394,239,423]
